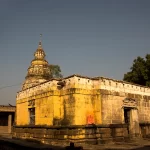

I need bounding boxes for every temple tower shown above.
[22,37,51,90]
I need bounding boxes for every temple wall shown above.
[16,99,28,125]
[35,96,53,125]
[101,93,124,124]
[99,78,150,125]
[16,76,102,126]
[138,98,150,123]
[16,75,150,127]
[16,81,60,126]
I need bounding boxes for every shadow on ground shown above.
[0,138,83,150]
[105,145,150,150]
[0,137,64,150]
[2,137,150,150]
[131,146,150,150]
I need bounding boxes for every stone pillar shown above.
[130,108,140,138]
[8,114,12,133]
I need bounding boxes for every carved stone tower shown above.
[22,38,51,90]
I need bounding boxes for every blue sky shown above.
[0,0,150,105]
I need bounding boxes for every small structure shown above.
[0,105,15,135]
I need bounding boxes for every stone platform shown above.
[13,124,129,145]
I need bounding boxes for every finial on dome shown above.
[40,34,42,41]
[39,34,42,46]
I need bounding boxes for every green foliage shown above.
[123,54,150,87]
[49,64,63,79]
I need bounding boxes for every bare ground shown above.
[1,136,150,150]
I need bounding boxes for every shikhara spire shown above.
[22,35,51,90]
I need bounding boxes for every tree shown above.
[49,64,63,79]
[123,54,150,87]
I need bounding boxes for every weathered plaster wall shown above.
[101,92,123,124]
[16,76,102,126]
[138,98,150,123]
[16,75,150,127]
[16,100,28,125]
[99,77,150,124]
[35,96,53,125]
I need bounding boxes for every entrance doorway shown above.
[123,98,140,137]
[124,108,131,134]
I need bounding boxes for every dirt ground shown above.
[1,137,150,150]
[77,138,150,150]
[48,138,150,150]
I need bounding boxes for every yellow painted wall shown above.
[35,96,53,125]
[16,77,102,126]
[92,91,102,124]
[74,89,102,125]
[16,98,29,125]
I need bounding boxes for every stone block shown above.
[59,130,68,135]
[78,129,85,135]
[115,128,123,133]
[112,120,122,124]
[100,89,110,95]
[97,138,113,144]
[114,92,120,96]
[115,132,123,137]
[99,128,111,134]
[57,134,66,140]
[85,128,96,135]
[123,129,128,137]
[95,133,101,138]
[46,129,54,135]
[44,134,53,139]
[85,134,96,139]
[128,93,135,98]
[33,133,44,138]
[100,133,111,138]
[113,137,124,142]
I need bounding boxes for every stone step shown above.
[0,133,12,138]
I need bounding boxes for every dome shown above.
[22,40,51,90]
[34,42,46,59]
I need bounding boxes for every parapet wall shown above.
[17,75,150,101]
[100,77,150,96]
[0,105,16,112]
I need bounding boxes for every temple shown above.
[13,38,150,144]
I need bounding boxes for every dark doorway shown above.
[0,112,15,134]
[124,108,131,134]
[29,108,35,125]
[0,113,8,126]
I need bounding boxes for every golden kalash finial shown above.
[39,34,42,46]
[40,34,42,41]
